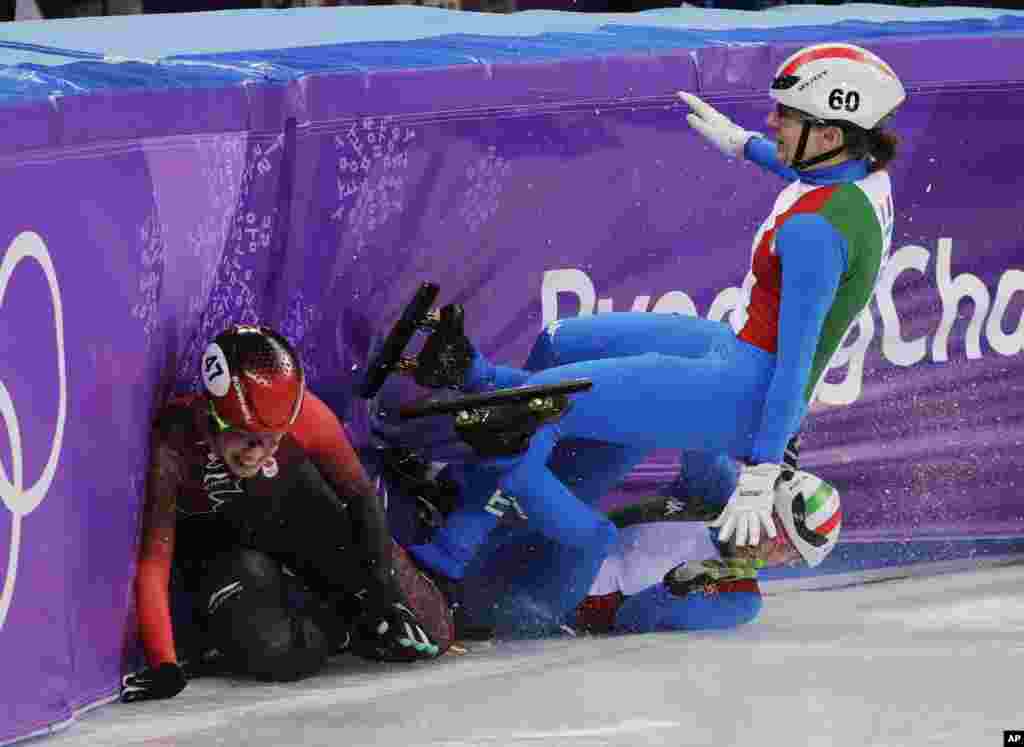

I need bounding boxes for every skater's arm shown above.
[292,391,401,598]
[678,92,795,181]
[749,214,845,464]
[744,136,799,182]
[293,391,378,497]
[135,438,181,666]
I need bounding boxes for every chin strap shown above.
[790,121,846,171]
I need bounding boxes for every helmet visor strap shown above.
[209,401,234,433]
[790,121,847,171]
[790,121,813,170]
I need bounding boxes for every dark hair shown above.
[840,124,899,172]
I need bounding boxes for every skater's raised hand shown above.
[710,462,780,547]
[677,92,759,159]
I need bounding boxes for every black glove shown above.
[351,599,440,663]
[121,662,188,703]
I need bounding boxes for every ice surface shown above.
[38,561,1024,747]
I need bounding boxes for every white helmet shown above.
[774,470,842,568]
[770,43,906,131]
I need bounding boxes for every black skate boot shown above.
[383,449,459,523]
[378,447,461,545]
[412,303,476,390]
[360,282,477,398]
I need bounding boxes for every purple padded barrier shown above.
[1,32,1023,745]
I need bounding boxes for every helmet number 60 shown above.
[828,88,860,113]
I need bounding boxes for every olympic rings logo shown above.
[0,232,67,632]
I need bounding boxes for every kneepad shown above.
[202,548,285,615]
[202,549,331,682]
[230,607,330,682]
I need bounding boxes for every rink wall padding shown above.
[2,6,1024,744]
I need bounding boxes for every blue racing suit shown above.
[410,140,891,636]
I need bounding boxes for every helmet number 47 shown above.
[204,356,225,382]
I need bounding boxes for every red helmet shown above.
[201,325,305,432]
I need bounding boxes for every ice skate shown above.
[399,379,592,458]
[360,282,477,398]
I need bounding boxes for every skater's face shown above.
[732,514,804,568]
[206,397,287,478]
[767,104,844,169]
[761,516,804,567]
[213,428,285,479]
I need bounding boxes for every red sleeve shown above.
[134,437,182,666]
[136,539,177,666]
[289,390,375,498]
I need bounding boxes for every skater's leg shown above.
[463,427,619,624]
[409,322,766,602]
[527,312,736,368]
[470,311,736,392]
[201,549,333,681]
[412,340,765,600]
[462,353,531,393]
[530,314,744,504]
[458,342,772,626]
[406,463,505,581]
[523,343,775,456]
[404,438,640,602]
[459,535,601,638]
[575,520,761,635]
[614,576,762,633]
[408,426,623,580]
[409,424,620,633]
[433,438,647,517]
[547,439,651,507]
[457,439,647,635]
[665,451,739,508]
[420,439,644,634]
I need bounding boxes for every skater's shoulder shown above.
[288,388,347,446]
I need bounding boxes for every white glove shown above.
[709,463,781,546]
[677,91,759,159]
